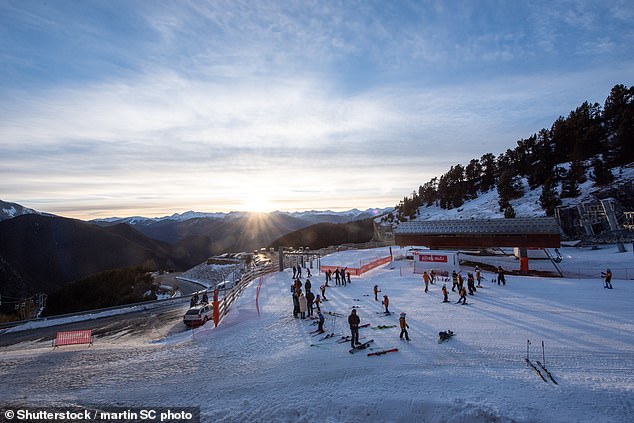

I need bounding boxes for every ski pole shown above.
[527,339,530,361]
[542,340,546,366]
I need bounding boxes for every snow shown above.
[1,246,633,422]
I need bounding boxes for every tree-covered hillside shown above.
[391,84,634,222]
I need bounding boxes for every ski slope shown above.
[1,246,633,423]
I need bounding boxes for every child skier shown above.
[423,271,430,293]
[399,312,410,341]
[316,311,325,334]
[383,295,390,314]
[373,285,380,301]
[441,284,449,303]
[456,286,467,305]
[601,268,613,289]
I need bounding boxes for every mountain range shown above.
[0,202,390,312]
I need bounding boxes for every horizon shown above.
[1,1,633,220]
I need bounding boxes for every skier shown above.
[294,278,302,294]
[307,267,312,278]
[297,265,302,278]
[320,284,328,301]
[423,271,430,293]
[347,271,351,285]
[292,265,297,279]
[601,268,613,289]
[326,269,332,286]
[467,272,476,295]
[456,286,467,305]
[430,269,436,284]
[439,330,454,342]
[201,292,209,304]
[399,312,410,341]
[298,291,307,319]
[475,266,482,288]
[335,268,341,286]
[304,278,311,293]
[441,284,449,302]
[348,309,361,348]
[315,294,321,312]
[305,289,315,317]
[451,270,459,292]
[374,285,380,301]
[497,266,506,285]
[316,311,325,334]
[383,295,390,314]
[457,274,464,295]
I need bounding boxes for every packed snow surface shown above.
[1,247,633,423]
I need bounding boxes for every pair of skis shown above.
[526,340,558,384]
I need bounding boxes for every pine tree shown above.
[590,157,615,186]
[539,178,561,216]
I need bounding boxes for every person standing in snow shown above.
[497,266,506,285]
[467,272,476,295]
[292,265,297,279]
[601,268,613,289]
[475,266,482,288]
[305,289,315,317]
[374,285,380,301]
[326,269,332,286]
[335,268,341,286]
[292,288,299,318]
[297,265,302,278]
[430,269,436,284]
[348,309,360,348]
[399,312,410,341]
[451,270,459,292]
[441,284,449,303]
[456,286,467,305]
[423,271,430,293]
[298,291,307,319]
[315,294,321,312]
[347,271,351,285]
[316,311,325,334]
[341,267,348,286]
[307,267,312,278]
[320,284,327,301]
[383,295,390,314]
[304,278,311,293]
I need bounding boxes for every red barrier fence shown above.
[53,329,93,348]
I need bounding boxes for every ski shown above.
[376,311,393,316]
[326,311,344,317]
[371,325,397,330]
[536,361,558,385]
[526,358,547,382]
[359,323,370,328]
[367,348,398,356]
[318,333,336,341]
[526,340,547,382]
[349,339,374,354]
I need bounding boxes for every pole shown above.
[542,340,545,366]
[527,339,530,361]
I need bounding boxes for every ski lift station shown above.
[394,217,562,273]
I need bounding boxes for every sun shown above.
[242,194,274,213]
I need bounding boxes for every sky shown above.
[1,0,633,220]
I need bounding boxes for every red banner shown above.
[419,254,448,263]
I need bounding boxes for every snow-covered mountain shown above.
[0,199,51,221]
[93,207,392,226]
